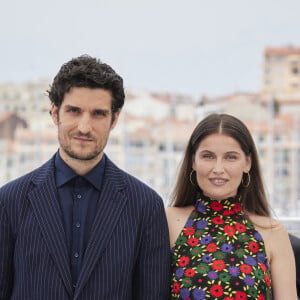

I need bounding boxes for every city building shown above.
[262,46,300,114]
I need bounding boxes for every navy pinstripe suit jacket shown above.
[0,154,170,300]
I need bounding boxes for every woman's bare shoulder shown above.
[166,205,195,247]
[166,205,194,214]
[246,213,284,231]
[166,205,195,221]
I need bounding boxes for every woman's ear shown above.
[192,154,195,170]
[244,154,252,173]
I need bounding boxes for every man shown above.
[0,55,170,299]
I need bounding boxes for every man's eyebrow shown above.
[64,104,80,110]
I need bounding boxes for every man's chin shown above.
[66,150,101,161]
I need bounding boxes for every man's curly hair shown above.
[47,55,125,118]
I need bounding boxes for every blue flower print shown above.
[244,275,255,286]
[228,265,240,277]
[254,231,263,241]
[244,255,257,266]
[192,287,206,300]
[208,270,218,280]
[180,288,190,299]
[257,252,267,263]
[221,243,233,253]
[197,219,208,229]
[196,201,206,213]
[186,218,194,227]
[202,254,213,263]
[200,235,212,245]
[175,267,184,278]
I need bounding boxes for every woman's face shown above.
[192,133,251,200]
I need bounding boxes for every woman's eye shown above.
[227,155,237,160]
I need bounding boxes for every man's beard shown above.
[58,131,103,161]
[62,146,102,161]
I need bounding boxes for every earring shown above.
[189,170,198,186]
[242,172,251,188]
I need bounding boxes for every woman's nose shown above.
[212,159,224,173]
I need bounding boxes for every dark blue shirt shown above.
[54,152,105,288]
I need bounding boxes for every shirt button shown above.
[75,222,81,228]
[74,252,79,258]
[77,194,82,199]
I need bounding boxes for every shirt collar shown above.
[54,151,106,191]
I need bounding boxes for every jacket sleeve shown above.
[132,195,171,300]
[0,201,13,300]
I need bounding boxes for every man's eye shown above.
[95,111,104,116]
[68,108,79,113]
[94,111,108,117]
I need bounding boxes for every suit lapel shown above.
[74,158,128,298]
[28,159,73,297]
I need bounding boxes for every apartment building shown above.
[262,46,300,114]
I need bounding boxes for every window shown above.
[291,66,299,74]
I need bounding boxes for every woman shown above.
[166,113,297,299]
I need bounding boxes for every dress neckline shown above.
[195,192,244,217]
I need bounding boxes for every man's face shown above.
[51,87,119,165]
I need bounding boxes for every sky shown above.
[1,0,300,98]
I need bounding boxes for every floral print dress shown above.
[171,193,272,300]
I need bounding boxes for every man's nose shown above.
[78,114,92,134]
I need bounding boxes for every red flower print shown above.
[258,295,265,300]
[235,223,246,232]
[210,284,223,297]
[187,237,199,246]
[173,282,180,293]
[223,210,234,216]
[212,216,224,224]
[184,268,195,277]
[224,224,235,236]
[210,201,223,211]
[240,264,252,274]
[249,241,259,253]
[264,274,271,286]
[184,227,195,236]
[212,260,225,271]
[207,243,217,252]
[233,202,241,212]
[224,298,235,300]
[235,291,247,300]
[178,256,190,267]
[259,263,267,272]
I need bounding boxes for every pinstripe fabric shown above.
[0,154,171,300]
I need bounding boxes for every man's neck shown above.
[59,150,103,176]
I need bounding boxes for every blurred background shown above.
[1,0,300,236]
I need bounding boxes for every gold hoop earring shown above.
[189,170,197,186]
[242,172,251,188]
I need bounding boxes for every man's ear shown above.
[111,109,121,129]
[51,104,59,125]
